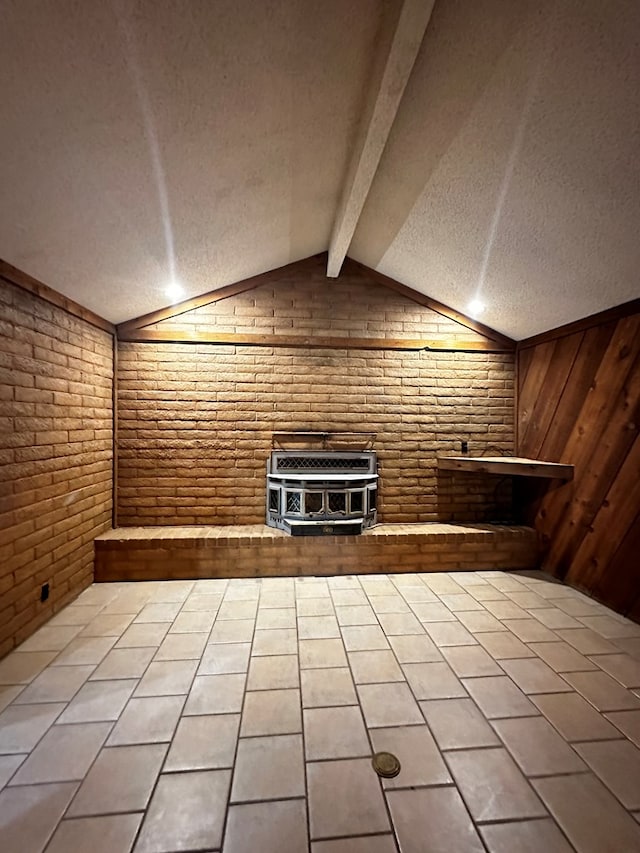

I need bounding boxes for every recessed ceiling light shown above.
[468,298,485,316]
[165,281,184,303]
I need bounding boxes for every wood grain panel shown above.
[517,308,640,620]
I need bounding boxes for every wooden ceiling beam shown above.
[326,0,435,278]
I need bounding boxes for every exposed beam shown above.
[116,327,512,353]
[327,0,435,278]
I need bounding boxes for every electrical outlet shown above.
[40,583,49,602]
[461,440,468,454]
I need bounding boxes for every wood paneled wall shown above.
[517,306,640,617]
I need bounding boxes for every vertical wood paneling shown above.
[517,310,640,619]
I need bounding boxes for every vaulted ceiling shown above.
[1,0,639,338]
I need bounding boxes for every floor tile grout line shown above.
[294,580,313,853]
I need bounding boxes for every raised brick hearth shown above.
[94,523,540,582]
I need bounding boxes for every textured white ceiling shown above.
[1,0,639,338]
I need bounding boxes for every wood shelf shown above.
[437,456,574,480]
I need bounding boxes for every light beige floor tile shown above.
[15,664,95,704]
[371,724,451,788]
[308,758,390,839]
[590,653,640,688]
[223,799,308,853]
[528,641,596,672]
[348,650,404,683]
[377,612,425,636]
[423,576,466,595]
[387,786,484,853]
[397,585,438,603]
[245,655,299,691]
[135,769,231,852]
[252,628,297,656]
[0,685,23,713]
[297,598,335,617]
[425,621,477,647]
[455,611,507,633]
[231,734,304,801]
[301,667,356,706]
[10,722,111,784]
[224,583,261,602]
[149,582,194,603]
[556,627,618,655]
[255,607,297,629]
[298,616,340,640]
[164,714,240,771]
[116,623,171,648]
[492,715,587,776]
[169,611,217,634]
[80,613,135,637]
[59,679,137,723]
[48,604,105,626]
[304,706,370,760]
[135,660,198,697]
[241,688,301,736]
[476,631,534,659]
[606,709,640,747]
[487,575,528,593]
[0,781,78,853]
[438,593,485,611]
[295,581,330,599]
[403,661,467,700]
[613,637,640,659]
[576,739,640,810]
[208,619,255,644]
[506,591,548,609]
[579,615,640,639]
[369,595,411,613]
[528,608,581,630]
[134,602,182,624]
[410,602,457,622]
[335,605,377,626]
[299,638,348,669]
[483,600,529,620]
[0,651,57,685]
[328,576,362,590]
[18,625,82,652]
[500,659,572,694]
[468,584,508,602]
[312,836,397,853]
[341,625,389,651]
[199,642,251,675]
[532,692,622,741]
[420,698,500,749]
[563,670,640,711]
[68,743,167,816]
[357,681,423,727]
[388,634,441,663]
[217,600,259,621]
[153,632,207,661]
[534,773,640,853]
[441,645,503,677]
[46,813,143,853]
[502,619,558,643]
[53,636,118,666]
[447,747,546,821]
[480,818,575,853]
[0,755,24,789]
[361,579,397,596]
[184,673,246,715]
[260,590,295,608]
[548,596,605,617]
[90,647,155,680]
[180,593,223,611]
[462,676,538,718]
[0,702,65,753]
[107,695,184,745]
[331,589,368,607]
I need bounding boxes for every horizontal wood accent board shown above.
[517,309,640,620]
[438,456,574,480]
[94,523,540,581]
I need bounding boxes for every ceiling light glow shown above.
[165,281,184,303]
[468,298,485,317]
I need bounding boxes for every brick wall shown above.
[0,278,113,656]
[117,260,514,525]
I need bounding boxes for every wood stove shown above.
[266,449,378,535]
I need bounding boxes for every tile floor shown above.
[1,569,640,852]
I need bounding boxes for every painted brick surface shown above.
[117,262,514,525]
[0,280,113,655]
